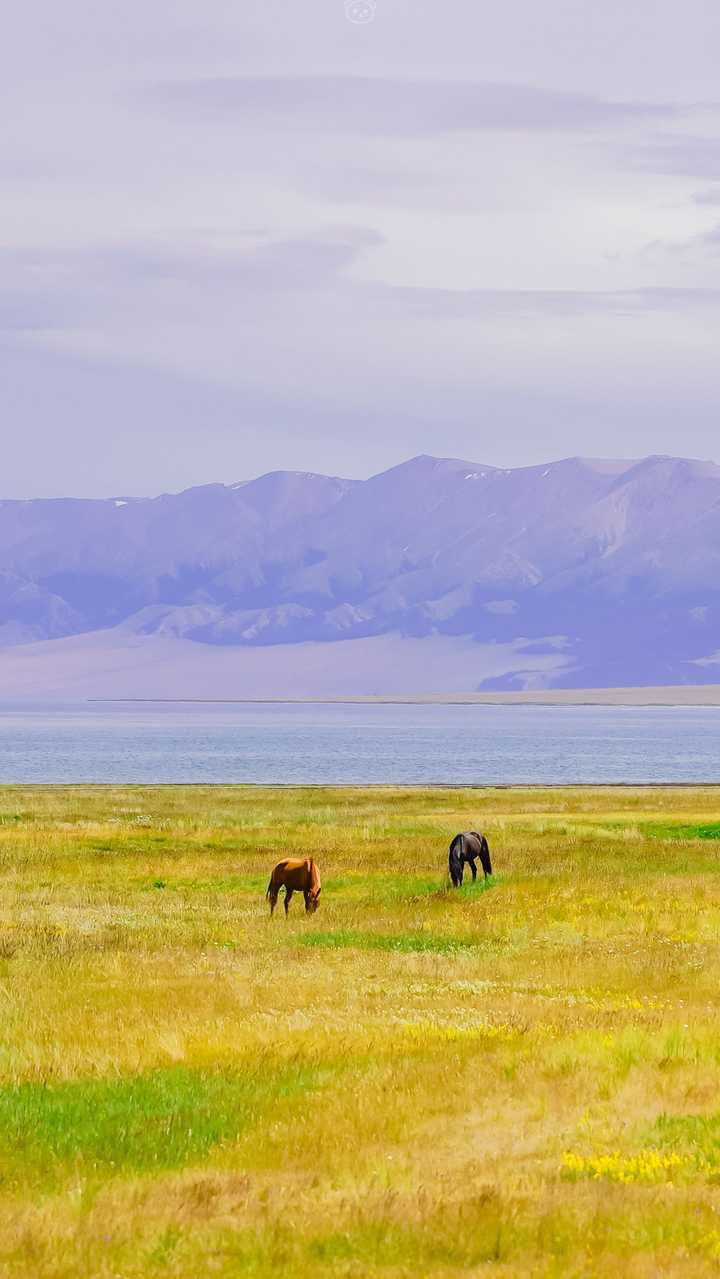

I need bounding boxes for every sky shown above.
[2,0,720,497]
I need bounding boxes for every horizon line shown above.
[2,450,719,506]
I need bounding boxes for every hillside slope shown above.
[1,453,719,691]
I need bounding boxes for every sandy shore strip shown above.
[92,685,720,707]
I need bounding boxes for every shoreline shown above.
[3,780,720,789]
[87,685,720,708]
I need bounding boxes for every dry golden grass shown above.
[2,785,720,1276]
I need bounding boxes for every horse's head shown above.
[305,859,322,912]
[305,886,321,913]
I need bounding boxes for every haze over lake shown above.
[1,703,719,786]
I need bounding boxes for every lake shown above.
[0,701,718,785]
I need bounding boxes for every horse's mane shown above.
[309,858,321,894]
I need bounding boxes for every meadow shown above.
[2,785,720,1277]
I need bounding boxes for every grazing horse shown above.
[448,831,492,887]
[266,858,322,917]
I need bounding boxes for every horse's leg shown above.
[284,887,293,917]
[469,858,477,882]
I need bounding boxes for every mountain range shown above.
[1,453,720,696]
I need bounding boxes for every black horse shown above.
[448,831,492,887]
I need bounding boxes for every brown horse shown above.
[266,858,322,916]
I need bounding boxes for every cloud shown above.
[6,234,720,352]
[150,75,674,137]
[693,188,720,205]
[629,134,720,178]
[1,229,383,291]
[0,230,387,339]
[639,221,720,262]
[4,228,720,498]
[3,1,720,498]
[377,284,720,319]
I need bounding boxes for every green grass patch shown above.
[644,822,720,842]
[0,1063,321,1187]
[452,874,497,895]
[651,1110,720,1169]
[564,1110,720,1189]
[298,929,477,955]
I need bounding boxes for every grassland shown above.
[2,785,720,1277]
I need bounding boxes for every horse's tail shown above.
[480,835,492,877]
[265,872,274,899]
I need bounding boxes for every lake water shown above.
[0,702,718,785]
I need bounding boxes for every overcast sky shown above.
[3,0,720,496]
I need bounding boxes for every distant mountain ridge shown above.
[1,453,720,691]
